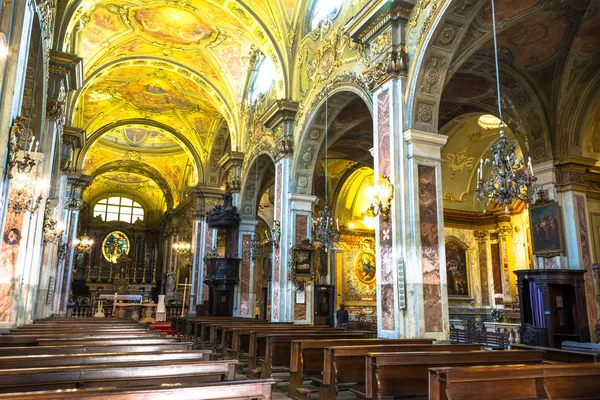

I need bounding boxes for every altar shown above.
[98,294,143,303]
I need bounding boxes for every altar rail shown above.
[65,303,183,322]
[484,321,521,344]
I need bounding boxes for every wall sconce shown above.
[74,234,94,254]
[366,174,393,221]
[43,218,65,244]
[7,116,38,180]
[9,173,45,215]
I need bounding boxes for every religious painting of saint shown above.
[3,227,21,246]
[353,238,376,285]
[529,201,563,256]
[445,239,469,297]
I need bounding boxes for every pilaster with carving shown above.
[260,100,298,322]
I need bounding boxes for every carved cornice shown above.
[345,0,414,43]
[49,50,83,92]
[62,126,85,148]
[218,151,245,171]
[364,49,409,91]
[444,209,498,229]
[260,99,299,130]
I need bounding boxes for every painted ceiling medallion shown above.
[131,4,215,46]
[477,114,505,130]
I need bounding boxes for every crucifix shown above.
[179,278,192,317]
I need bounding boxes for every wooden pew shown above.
[0,379,276,399]
[0,332,166,346]
[0,342,195,356]
[353,349,544,399]
[0,350,212,369]
[515,344,600,363]
[215,323,304,357]
[229,325,338,361]
[315,344,481,400]
[0,360,238,393]
[287,339,435,400]
[37,337,180,346]
[429,363,600,400]
[248,331,371,378]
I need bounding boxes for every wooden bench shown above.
[0,332,166,346]
[228,325,320,360]
[515,344,600,363]
[315,344,481,400]
[0,350,212,369]
[353,349,544,399]
[562,341,600,354]
[450,325,510,349]
[36,337,180,346]
[0,360,238,393]
[0,379,276,399]
[248,331,371,378]
[287,339,435,400]
[0,342,195,356]
[429,363,600,400]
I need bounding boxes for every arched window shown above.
[93,196,144,223]
[310,0,344,30]
[248,56,276,103]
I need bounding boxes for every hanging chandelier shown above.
[313,95,340,250]
[475,0,538,213]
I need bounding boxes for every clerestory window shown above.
[310,0,344,30]
[93,196,144,224]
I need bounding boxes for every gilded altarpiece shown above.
[338,234,377,309]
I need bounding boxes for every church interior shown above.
[1,0,600,398]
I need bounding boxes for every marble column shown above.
[288,194,317,323]
[238,219,259,317]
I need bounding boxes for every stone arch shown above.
[75,119,203,184]
[292,82,373,195]
[240,152,276,220]
[406,0,554,163]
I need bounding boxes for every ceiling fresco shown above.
[441,114,522,213]
[83,171,167,213]
[82,125,195,208]
[334,166,375,231]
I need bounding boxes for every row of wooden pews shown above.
[0,317,276,399]
[172,315,600,399]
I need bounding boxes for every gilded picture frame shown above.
[445,238,470,297]
[291,239,316,289]
[529,201,563,256]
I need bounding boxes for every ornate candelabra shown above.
[314,205,340,252]
[74,234,94,283]
[475,131,538,212]
[475,0,538,212]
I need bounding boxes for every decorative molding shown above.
[273,136,293,162]
[364,49,409,91]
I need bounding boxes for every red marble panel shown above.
[0,190,26,322]
[295,215,308,242]
[490,243,503,295]
[575,195,598,340]
[240,234,251,316]
[478,241,490,306]
[377,89,395,332]
[418,165,442,332]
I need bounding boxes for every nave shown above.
[0,316,598,399]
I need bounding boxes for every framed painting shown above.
[529,201,563,256]
[291,239,316,289]
[445,238,470,297]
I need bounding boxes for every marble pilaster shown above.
[288,194,317,323]
[238,219,259,317]
[404,129,449,340]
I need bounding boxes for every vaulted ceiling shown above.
[56,0,304,218]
